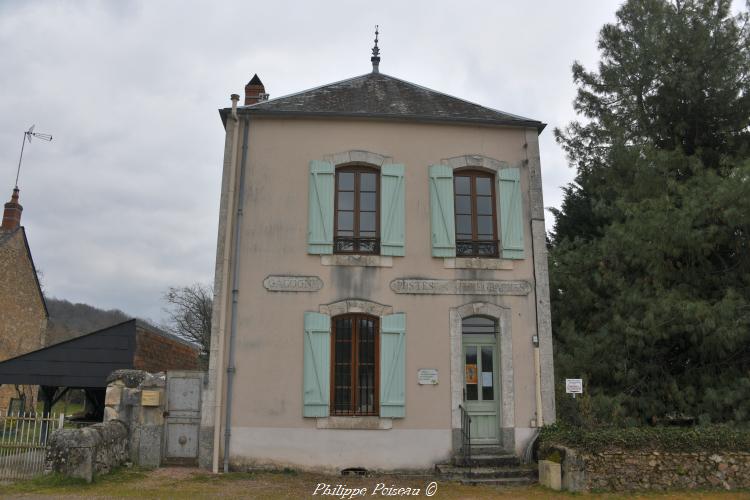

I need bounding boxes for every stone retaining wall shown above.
[45,420,128,483]
[557,446,750,492]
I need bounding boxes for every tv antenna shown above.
[15,125,53,188]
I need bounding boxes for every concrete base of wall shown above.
[228,427,452,472]
[514,427,536,456]
[198,425,215,469]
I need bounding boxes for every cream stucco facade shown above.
[201,81,555,472]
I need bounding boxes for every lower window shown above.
[331,314,379,416]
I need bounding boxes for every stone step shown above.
[460,476,538,487]
[436,464,537,480]
[453,454,520,467]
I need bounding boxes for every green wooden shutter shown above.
[499,167,525,259]
[380,313,406,418]
[380,164,405,256]
[429,165,455,257]
[303,312,330,417]
[307,160,334,254]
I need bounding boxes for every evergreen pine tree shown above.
[551,0,750,425]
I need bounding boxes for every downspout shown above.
[212,95,240,473]
[533,338,543,427]
[223,115,250,473]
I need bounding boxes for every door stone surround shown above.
[449,302,514,452]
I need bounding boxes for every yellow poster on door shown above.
[465,364,478,384]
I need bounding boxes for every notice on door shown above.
[481,372,493,387]
[465,365,478,384]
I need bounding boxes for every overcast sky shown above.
[2,0,725,324]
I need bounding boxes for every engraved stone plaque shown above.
[263,275,323,292]
[390,279,531,296]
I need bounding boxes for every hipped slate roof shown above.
[221,72,545,132]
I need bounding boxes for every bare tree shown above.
[162,283,213,368]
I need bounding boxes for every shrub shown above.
[538,423,750,456]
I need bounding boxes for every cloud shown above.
[0,0,624,321]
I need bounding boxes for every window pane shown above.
[477,216,493,236]
[454,176,471,195]
[358,318,376,414]
[338,172,354,190]
[476,196,493,215]
[338,212,353,231]
[465,346,478,401]
[334,317,353,414]
[462,316,496,334]
[476,177,491,196]
[455,195,472,215]
[360,172,376,191]
[338,192,354,211]
[360,212,376,232]
[360,192,376,211]
[456,215,472,235]
[481,347,494,401]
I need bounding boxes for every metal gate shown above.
[163,371,203,465]
[0,411,64,480]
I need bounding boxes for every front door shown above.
[462,317,500,445]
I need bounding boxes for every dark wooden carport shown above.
[0,319,199,420]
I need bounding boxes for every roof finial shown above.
[371,25,381,74]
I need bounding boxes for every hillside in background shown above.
[44,297,131,346]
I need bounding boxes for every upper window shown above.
[331,314,379,416]
[454,170,498,257]
[334,167,380,254]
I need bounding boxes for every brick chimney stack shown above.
[244,74,268,105]
[1,188,23,231]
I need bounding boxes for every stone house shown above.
[200,47,555,472]
[0,187,47,412]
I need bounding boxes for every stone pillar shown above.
[104,369,167,467]
[131,373,167,467]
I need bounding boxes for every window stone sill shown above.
[316,416,393,430]
[443,257,514,270]
[321,254,393,267]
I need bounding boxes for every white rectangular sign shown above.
[417,369,439,385]
[565,378,583,394]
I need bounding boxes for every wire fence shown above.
[0,410,64,481]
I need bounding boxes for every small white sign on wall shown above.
[417,369,439,385]
[566,378,583,398]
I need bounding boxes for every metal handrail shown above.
[458,404,472,477]
[334,236,380,254]
[456,239,499,257]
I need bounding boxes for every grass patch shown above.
[2,466,148,495]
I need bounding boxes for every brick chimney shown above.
[244,74,268,105]
[1,188,22,231]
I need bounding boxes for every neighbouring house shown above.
[0,319,200,420]
[200,43,555,472]
[0,187,47,413]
